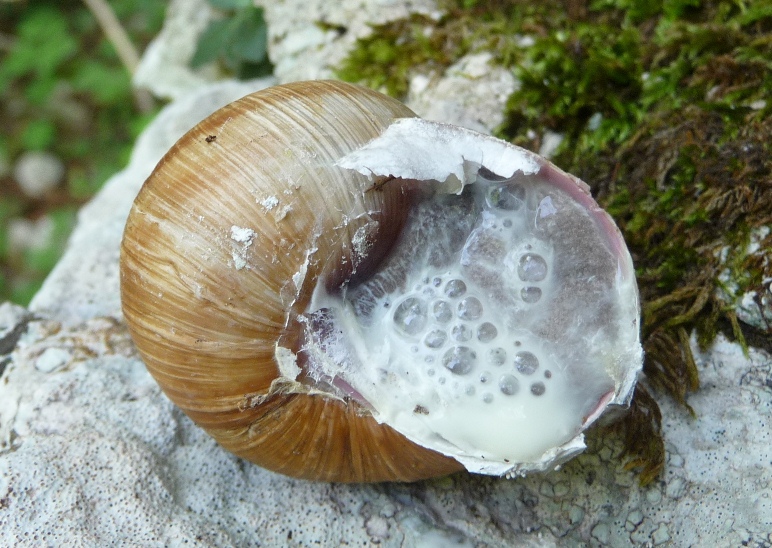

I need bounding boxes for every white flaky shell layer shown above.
[120,80,642,482]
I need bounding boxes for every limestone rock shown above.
[133,0,219,100]
[1,2,770,546]
[258,0,439,84]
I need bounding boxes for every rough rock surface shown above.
[717,226,772,334]
[1,1,771,546]
[133,0,218,100]
[260,0,515,133]
[258,0,439,84]
[137,0,514,134]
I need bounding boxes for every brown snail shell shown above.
[120,80,642,482]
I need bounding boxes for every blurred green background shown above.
[0,0,165,305]
[0,0,270,305]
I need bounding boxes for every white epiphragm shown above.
[335,118,540,194]
[297,120,642,477]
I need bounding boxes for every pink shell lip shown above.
[331,375,375,411]
[536,161,634,278]
[582,389,616,427]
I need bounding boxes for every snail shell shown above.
[120,80,642,482]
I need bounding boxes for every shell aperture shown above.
[300,157,641,476]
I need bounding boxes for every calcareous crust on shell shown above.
[120,80,643,482]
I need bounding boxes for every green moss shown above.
[510,2,771,482]
[337,0,772,484]
[336,14,470,98]
[602,385,665,486]
[336,1,576,98]
[504,23,644,147]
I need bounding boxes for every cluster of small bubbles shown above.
[470,170,557,401]
[390,271,530,406]
[509,350,550,396]
[363,170,569,416]
[515,247,549,305]
[386,207,558,406]
[469,345,554,400]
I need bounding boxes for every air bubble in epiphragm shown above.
[451,324,473,342]
[521,286,542,303]
[445,279,467,298]
[433,301,453,323]
[393,297,427,335]
[442,346,477,375]
[457,297,483,320]
[515,351,539,375]
[499,374,519,396]
[424,330,447,348]
[477,322,498,342]
[489,347,507,366]
[518,253,548,282]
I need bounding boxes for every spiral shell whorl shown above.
[120,81,463,481]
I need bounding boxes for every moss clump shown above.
[602,385,665,486]
[338,0,772,484]
[336,14,471,98]
[336,1,577,98]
